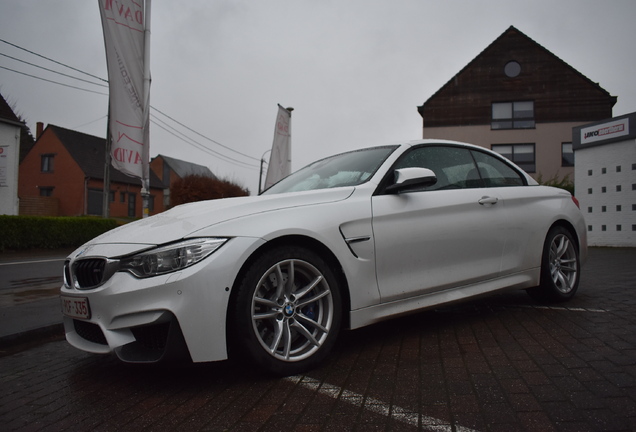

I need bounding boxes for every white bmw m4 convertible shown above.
[61,140,586,375]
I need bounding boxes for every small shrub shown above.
[170,175,249,207]
[536,173,574,195]
[0,216,119,251]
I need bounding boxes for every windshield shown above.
[262,146,398,195]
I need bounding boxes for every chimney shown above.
[36,122,44,139]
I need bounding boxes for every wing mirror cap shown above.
[385,167,437,194]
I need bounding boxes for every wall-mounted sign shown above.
[573,112,636,150]
[580,118,629,145]
[0,146,8,187]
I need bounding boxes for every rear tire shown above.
[527,226,580,302]
[230,245,342,375]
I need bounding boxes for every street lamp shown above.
[258,149,271,194]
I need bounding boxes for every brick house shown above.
[150,154,216,207]
[19,123,165,218]
[418,26,617,182]
[0,94,23,215]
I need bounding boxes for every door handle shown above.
[478,196,499,205]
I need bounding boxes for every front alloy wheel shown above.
[252,258,334,362]
[231,246,342,375]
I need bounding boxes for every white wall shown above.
[0,122,21,215]
[575,139,636,247]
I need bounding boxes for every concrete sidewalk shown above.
[0,249,72,347]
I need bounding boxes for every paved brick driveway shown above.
[1,248,635,431]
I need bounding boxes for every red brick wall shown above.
[19,196,59,216]
[18,129,86,216]
[19,128,165,218]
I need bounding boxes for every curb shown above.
[0,323,64,355]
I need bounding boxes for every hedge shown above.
[0,215,120,252]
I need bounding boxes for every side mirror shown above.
[385,167,437,194]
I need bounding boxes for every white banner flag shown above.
[264,105,292,189]
[99,0,150,182]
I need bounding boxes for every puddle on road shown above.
[0,277,62,307]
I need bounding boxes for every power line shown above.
[0,65,108,96]
[151,106,260,162]
[150,113,259,170]
[0,38,107,82]
[0,39,263,168]
[1,52,108,88]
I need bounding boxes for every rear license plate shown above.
[61,295,91,319]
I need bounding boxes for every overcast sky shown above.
[1,0,634,194]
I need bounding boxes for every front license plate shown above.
[61,295,91,319]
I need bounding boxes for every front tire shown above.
[230,246,342,375]
[527,226,580,302]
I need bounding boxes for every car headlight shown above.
[120,238,228,278]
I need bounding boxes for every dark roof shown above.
[0,93,21,125]
[0,92,36,162]
[156,154,216,179]
[48,125,165,189]
[418,26,617,124]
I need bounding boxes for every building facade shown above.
[0,94,22,215]
[419,26,616,183]
[19,124,165,218]
[573,112,636,247]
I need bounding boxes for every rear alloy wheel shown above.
[527,226,580,302]
[231,246,342,375]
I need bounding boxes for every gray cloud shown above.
[1,0,634,194]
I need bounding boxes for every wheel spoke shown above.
[282,320,292,360]
[560,264,577,273]
[551,267,560,283]
[254,296,279,309]
[292,320,320,347]
[555,236,569,258]
[297,289,329,308]
[274,264,285,300]
[286,261,295,297]
[555,270,568,289]
[268,319,284,354]
[294,275,323,300]
[297,313,328,333]
[253,310,279,320]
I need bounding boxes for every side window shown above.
[471,150,525,187]
[393,146,481,190]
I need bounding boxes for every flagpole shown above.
[141,0,152,218]
[102,103,111,218]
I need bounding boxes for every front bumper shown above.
[61,237,265,363]
[64,311,189,362]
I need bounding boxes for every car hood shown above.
[77,188,355,256]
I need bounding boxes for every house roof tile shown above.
[48,124,165,189]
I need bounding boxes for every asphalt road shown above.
[1,247,635,431]
[0,256,64,291]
